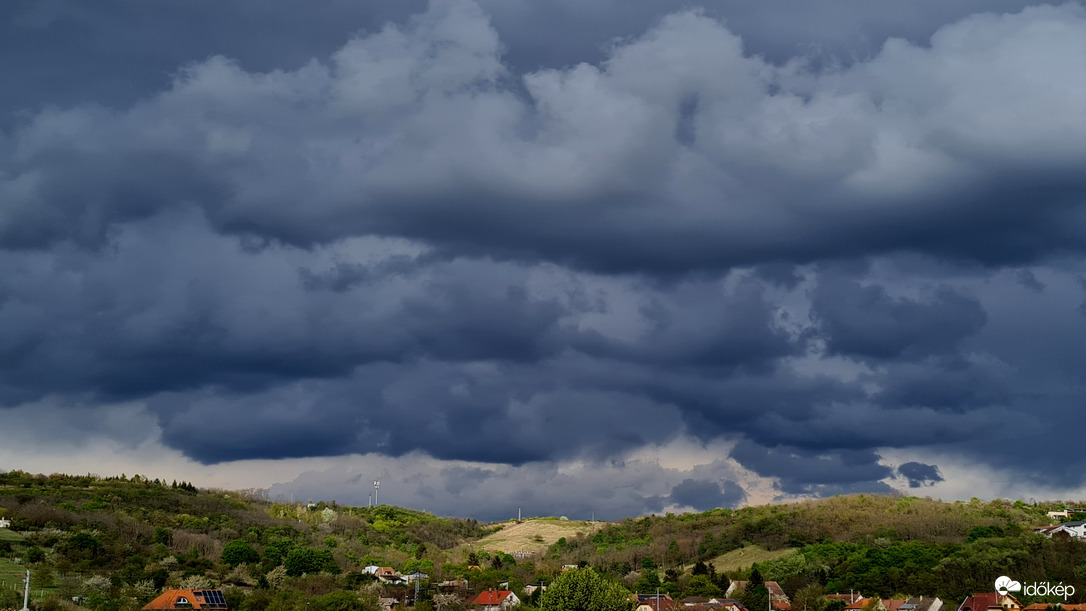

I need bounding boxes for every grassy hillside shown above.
[472,518,601,553]
[704,545,797,574]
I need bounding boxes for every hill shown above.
[471,518,602,553]
[0,469,1083,611]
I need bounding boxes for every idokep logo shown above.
[995,576,1021,595]
[995,575,1076,600]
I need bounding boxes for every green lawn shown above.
[0,529,24,542]
[0,558,58,601]
[704,545,799,574]
[0,557,28,592]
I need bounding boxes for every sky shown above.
[2,0,1086,522]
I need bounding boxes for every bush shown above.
[222,540,260,567]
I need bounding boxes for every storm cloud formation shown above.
[3,0,1086,518]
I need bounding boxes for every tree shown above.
[633,570,661,593]
[222,540,261,567]
[686,575,723,598]
[792,585,828,611]
[538,568,632,611]
[741,567,769,611]
[310,591,380,611]
[284,548,335,576]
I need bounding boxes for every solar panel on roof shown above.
[195,591,227,608]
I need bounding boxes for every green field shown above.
[705,545,799,573]
[0,529,24,542]
[0,557,28,593]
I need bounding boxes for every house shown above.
[377,598,398,611]
[472,590,520,611]
[1056,520,1086,538]
[362,566,381,575]
[633,594,678,611]
[726,581,791,610]
[405,571,429,584]
[1047,510,1071,520]
[845,598,886,611]
[899,597,944,611]
[374,567,405,583]
[0,517,10,528]
[957,593,1023,611]
[523,584,546,597]
[143,589,228,611]
[679,598,745,611]
[439,578,469,592]
[828,595,865,605]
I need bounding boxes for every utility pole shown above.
[21,569,30,611]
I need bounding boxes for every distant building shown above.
[0,517,10,528]
[958,593,1023,611]
[143,589,228,611]
[726,581,791,610]
[1034,521,1086,539]
[845,598,885,611]
[472,590,520,611]
[899,597,944,611]
[633,594,678,611]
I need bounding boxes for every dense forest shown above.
[0,470,1083,611]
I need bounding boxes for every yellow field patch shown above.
[472,518,603,554]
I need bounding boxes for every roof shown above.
[636,594,675,603]
[828,595,865,603]
[885,600,910,611]
[904,597,942,611]
[143,590,228,611]
[634,598,679,611]
[729,582,789,601]
[473,591,515,606]
[959,593,1022,611]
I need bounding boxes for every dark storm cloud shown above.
[897,462,944,488]
[3,0,1086,505]
[7,2,1086,272]
[810,274,987,360]
[730,441,895,496]
[0,0,1044,124]
[670,478,746,511]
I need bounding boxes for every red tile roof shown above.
[143,590,226,611]
[473,591,514,606]
[959,594,1022,611]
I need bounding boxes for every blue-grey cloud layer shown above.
[3,0,1086,516]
